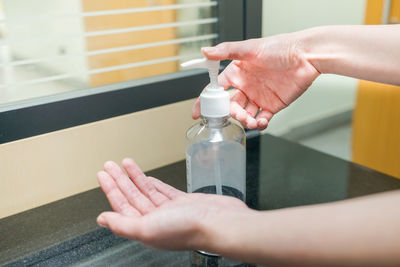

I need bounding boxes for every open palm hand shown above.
[97,158,250,251]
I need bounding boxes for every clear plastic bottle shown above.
[181,58,247,267]
[186,116,246,200]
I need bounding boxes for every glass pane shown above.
[0,0,217,105]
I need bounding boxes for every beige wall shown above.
[0,98,196,218]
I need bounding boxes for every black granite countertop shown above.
[1,133,400,266]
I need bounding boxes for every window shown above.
[0,0,261,144]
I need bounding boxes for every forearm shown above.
[299,25,400,85]
[209,190,400,266]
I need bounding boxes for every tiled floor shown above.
[295,123,352,161]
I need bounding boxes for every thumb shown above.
[201,40,257,61]
[97,212,143,239]
[192,97,201,119]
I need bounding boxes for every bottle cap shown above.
[181,58,230,118]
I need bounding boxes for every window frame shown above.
[0,0,262,144]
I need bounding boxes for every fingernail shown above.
[201,47,216,55]
[261,119,268,126]
[97,215,106,227]
[257,119,268,129]
[104,161,115,170]
[248,120,257,129]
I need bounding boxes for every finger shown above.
[257,118,269,130]
[97,171,141,216]
[231,101,247,122]
[218,62,242,90]
[245,102,259,118]
[230,102,248,128]
[192,97,201,119]
[256,110,273,130]
[231,90,248,108]
[231,100,258,129]
[217,71,230,89]
[147,177,185,199]
[244,101,259,129]
[97,211,144,240]
[256,110,274,121]
[202,40,257,61]
[104,161,155,215]
[122,158,169,206]
[245,114,258,129]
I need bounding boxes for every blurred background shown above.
[262,0,400,182]
[0,0,216,103]
[1,0,399,218]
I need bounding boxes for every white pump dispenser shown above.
[181,58,230,118]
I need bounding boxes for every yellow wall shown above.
[364,0,384,24]
[0,99,196,218]
[353,81,400,178]
[390,0,400,23]
[82,0,179,86]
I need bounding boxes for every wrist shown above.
[296,25,343,75]
[201,208,262,259]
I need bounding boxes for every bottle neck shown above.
[202,116,230,128]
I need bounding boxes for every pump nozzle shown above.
[181,58,220,88]
[181,58,230,118]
